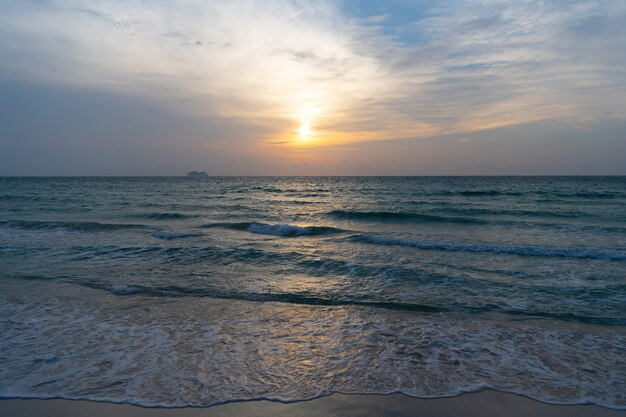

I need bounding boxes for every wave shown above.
[328,210,487,224]
[250,187,329,194]
[428,207,587,219]
[202,222,345,237]
[440,190,523,197]
[5,244,298,264]
[250,186,283,193]
[81,283,626,325]
[107,284,142,295]
[0,220,145,232]
[284,193,327,198]
[533,191,623,200]
[350,234,626,261]
[279,199,316,205]
[6,267,626,326]
[558,192,621,199]
[150,230,203,240]
[441,190,623,199]
[90,283,450,312]
[129,212,199,220]
[0,195,43,202]
[428,190,623,200]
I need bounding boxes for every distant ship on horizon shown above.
[186,171,208,177]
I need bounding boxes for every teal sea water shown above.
[0,176,625,408]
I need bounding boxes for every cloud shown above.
[388,0,626,131]
[2,1,625,136]
[0,0,624,174]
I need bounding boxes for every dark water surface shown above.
[1,177,625,408]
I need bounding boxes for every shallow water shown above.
[1,176,625,408]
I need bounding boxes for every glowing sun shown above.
[298,118,312,140]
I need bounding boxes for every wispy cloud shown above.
[0,0,624,174]
[0,1,387,142]
[364,0,626,134]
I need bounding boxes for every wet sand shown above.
[2,390,625,417]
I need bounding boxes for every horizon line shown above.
[1,175,625,178]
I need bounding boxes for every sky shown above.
[0,0,625,175]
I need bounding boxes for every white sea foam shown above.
[1,282,625,409]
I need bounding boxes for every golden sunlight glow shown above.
[297,112,314,140]
[299,120,312,139]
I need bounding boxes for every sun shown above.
[293,103,320,143]
[299,120,312,139]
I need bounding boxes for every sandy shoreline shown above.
[2,390,625,417]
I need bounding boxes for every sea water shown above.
[0,176,625,408]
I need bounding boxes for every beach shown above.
[3,391,626,417]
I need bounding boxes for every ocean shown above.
[0,176,625,408]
